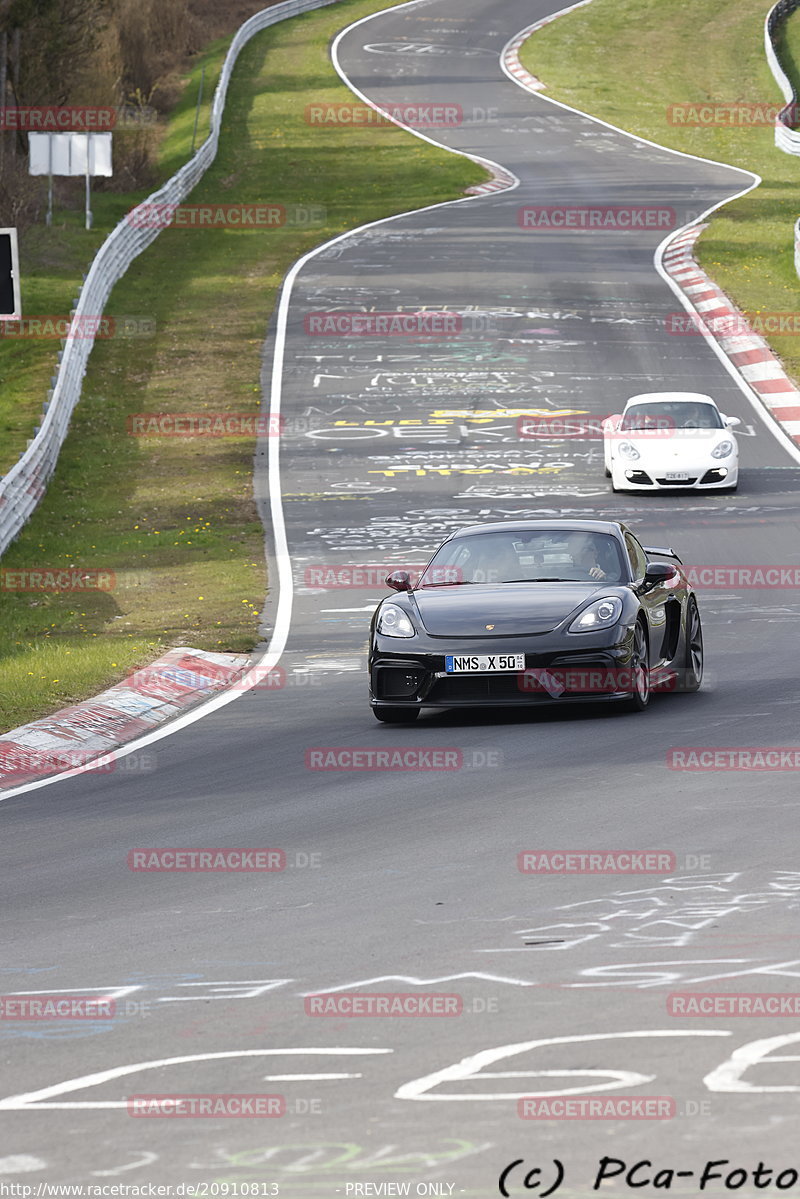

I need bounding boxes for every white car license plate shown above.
[665,472,689,481]
[445,653,525,673]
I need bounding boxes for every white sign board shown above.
[29,132,112,177]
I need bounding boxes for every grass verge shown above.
[0,33,231,476]
[519,0,800,377]
[0,0,487,733]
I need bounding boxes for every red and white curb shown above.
[502,3,800,450]
[663,225,800,443]
[0,647,250,791]
[501,0,594,92]
[465,163,517,195]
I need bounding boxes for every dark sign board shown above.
[0,228,21,318]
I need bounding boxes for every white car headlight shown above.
[377,603,415,638]
[618,441,640,460]
[568,596,623,633]
[711,439,734,459]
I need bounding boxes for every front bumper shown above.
[369,630,639,709]
[611,460,737,490]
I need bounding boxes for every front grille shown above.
[699,468,727,484]
[624,470,654,485]
[429,674,534,703]
[655,476,698,486]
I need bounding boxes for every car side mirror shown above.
[723,415,741,428]
[385,570,413,592]
[643,562,679,588]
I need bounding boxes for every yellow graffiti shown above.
[431,408,587,418]
[330,409,587,428]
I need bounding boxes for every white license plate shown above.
[445,653,525,674]
[665,472,689,481]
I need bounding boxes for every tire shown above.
[373,705,420,723]
[604,465,611,478]
[676,598,703,692]
[621,621,650,712]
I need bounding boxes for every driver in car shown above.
[566,532,609,580]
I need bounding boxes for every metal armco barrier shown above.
[0,0,339,556]
[765,0,800,153]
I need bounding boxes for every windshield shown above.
[419,529,626,585]
[620,401,723,431]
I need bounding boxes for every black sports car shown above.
[368,519,703,722]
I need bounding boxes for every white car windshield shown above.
[620,401,723,430]
[419,530,626,585]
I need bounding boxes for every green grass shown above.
[519,0,800,378]
[0,37,230,476]
[0,0,487,733]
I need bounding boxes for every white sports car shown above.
[603,392,740,493]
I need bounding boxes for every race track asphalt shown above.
[2,0,800,1190]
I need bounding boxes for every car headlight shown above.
[711,439,734,459]
[377,603,415,638]
[568,596,623,633]
[618,441,640,460]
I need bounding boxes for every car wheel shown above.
[373,705,420,723]
[604,464,611,478]
[621,621,650,712]
[677,598,703,692]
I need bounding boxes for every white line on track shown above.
[0,1048,392,1111]
[6,0,796,801]
[500,7,800,466]
[0,0,520,803]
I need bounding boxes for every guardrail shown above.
[765,0,800,154]
[0,0,338,556]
